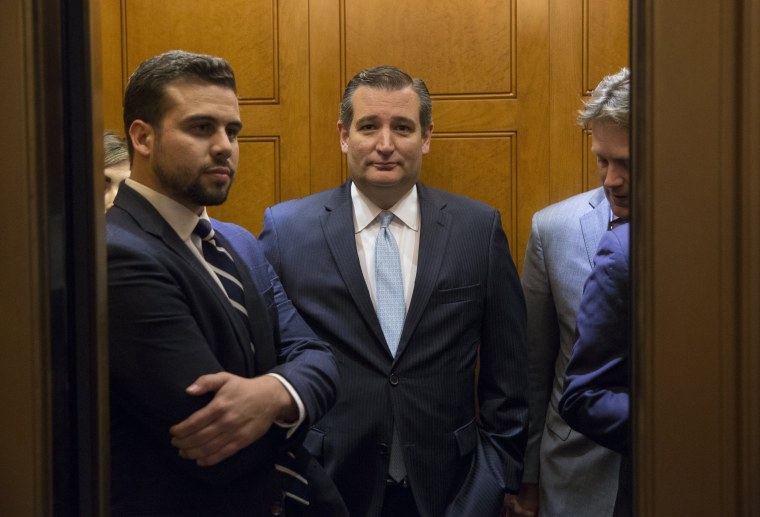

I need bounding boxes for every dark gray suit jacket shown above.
[259,181,529,517]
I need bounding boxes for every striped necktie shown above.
[195,220,308,505]
[193,219,250,332]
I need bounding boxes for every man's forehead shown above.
[162,80,240,117]
[352,86,419,114]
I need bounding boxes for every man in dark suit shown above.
[558,69,632,516]
[258,65,529,516]
[107,50,343,516]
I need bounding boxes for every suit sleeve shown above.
[446,210,529,516]
[520,213,560,483]
[216,220,339,430]
[107,238,288,485]
[478,210,530,489]
[558,229,630,454]
[259,207,281,274]
[264,255,339,428]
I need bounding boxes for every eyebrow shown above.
[183,114,243,130]
[354,115,418,128]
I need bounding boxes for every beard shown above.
[152,143,235,208]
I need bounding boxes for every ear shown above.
[421,123,433,155]
[128,120,154,158]
[337,120,349,154]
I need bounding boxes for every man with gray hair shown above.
[506,68,630,517]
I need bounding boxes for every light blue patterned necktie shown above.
[375,210,408,482]
[375,210,406,357]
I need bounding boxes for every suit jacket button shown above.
[270,499,284,515]
[379,443,389,454]
[389,373,399,386]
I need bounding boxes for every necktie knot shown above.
[609,218,629,230]
[193,218,215,241]
[379,210,394,229]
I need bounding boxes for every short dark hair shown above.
[123,50,237,158]
[339,65,432,133]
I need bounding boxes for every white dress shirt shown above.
[351,182,420,310]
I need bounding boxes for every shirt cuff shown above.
[266,373,305,439]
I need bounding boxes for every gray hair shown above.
[104,130,129,167]
[340,65,432,132]
[578,67,630,128]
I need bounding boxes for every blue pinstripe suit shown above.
[259,180,529,517]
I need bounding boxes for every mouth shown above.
[371,162,398,171]
[606,189,628,206]
[205,166,233,182]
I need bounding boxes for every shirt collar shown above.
[351,182,419,233]
[125,178,209,240]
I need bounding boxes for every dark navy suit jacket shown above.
[559,223,630,454]
[107,184,340,516]
[259,181,529,517]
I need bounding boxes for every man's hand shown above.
[503,483,539,517]
[170,372,297,466]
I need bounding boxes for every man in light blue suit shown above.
[507,68,630,517]
[259,66,529,517]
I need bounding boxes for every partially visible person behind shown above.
[107,50,343,516]
[256,65,529,517]
[558,68,632,517]
[506,68,630,517]
[103,130,130,212]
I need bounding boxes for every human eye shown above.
[596,156,609,167]
[191,122,213,135]
[226,125,241,141]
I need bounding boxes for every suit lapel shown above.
[321,183,388,348]
[118,185,214,281]
[396,184,450,359]
[116,185,257,373]
[580,188,610,266]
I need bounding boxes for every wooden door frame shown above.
[632,0,760,514]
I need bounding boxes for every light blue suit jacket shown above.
[521,187,621,516]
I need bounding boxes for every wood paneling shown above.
[124,0,277,101]
[422,133,517,242]
[209,139,279,233]
[102,0,628,265]
[343,0,515,97]
[550,0,629,204]
[585,0,630,94]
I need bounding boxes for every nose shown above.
[211,128,234,159]
[604,163,626,188]
[375,128,394,155]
